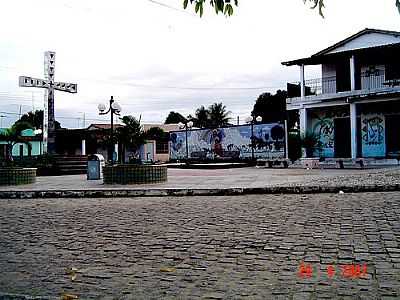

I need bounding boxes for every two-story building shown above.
[282,28,400,160]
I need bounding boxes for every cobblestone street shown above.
[1,193,400,299]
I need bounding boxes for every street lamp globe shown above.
[111,101,122,113]
[98,103,106,113]
[256,116,262,123]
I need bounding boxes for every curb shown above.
[1,184,400,199]
[0,293,54,300]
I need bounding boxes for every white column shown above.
[299,108,307,135]
[350,55,356,91]
[284,120,289,160]
[300,108,308,158]
[115,143,118,161]
[350,103,357,159]
[81,139,86,156]
[300,64,305,98]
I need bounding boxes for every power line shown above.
[0,63,290,91]
[145,0,196,17]
[83,77,287,91]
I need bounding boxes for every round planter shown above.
[103,164,167,185]
[0,168,37,186]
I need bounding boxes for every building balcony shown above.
[287,70,400,108]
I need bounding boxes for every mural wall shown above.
[169,123,285,160]
[361,113,386,157]
[310,114,335,158]
[309,107,348,158]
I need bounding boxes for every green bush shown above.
[300,131,322,158]
[288,130,302,162]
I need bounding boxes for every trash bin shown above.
[87,154,105,180]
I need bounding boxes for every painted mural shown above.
[311,116,334,157]
[310,107,349,158]
[361,113,386,157]
[169,123,285,160]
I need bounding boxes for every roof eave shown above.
[281,28,400,67]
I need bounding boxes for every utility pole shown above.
[0,115,5,128]
[31,92,35,111]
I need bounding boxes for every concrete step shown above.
[54,155,88,175]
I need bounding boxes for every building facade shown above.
[282,28,400,159]
[0,128,42,158]
[54,123,179,163]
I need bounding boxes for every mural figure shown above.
[213,138,223,157]
[361,114,386,157]
[313,117,334,149]
[271,125,285,151]
[362,116,384,145]
[170,132,183,152]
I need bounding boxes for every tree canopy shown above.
[117,116,146,153]
[252,90,299,129]
[207,102,231,128]
[15,110,61,130]
[144,126,169,141]
[184,0,400,18]
[252,90,287,124]
[165,111,187,124]
[188,105,209,128]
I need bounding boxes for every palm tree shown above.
[194,105,209,128]
[0,122,33,162]
[116,116,146,163]
[208,102,231,128]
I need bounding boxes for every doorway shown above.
[386,115,400,157]
[334,118,351,157]
[336,61,351,92]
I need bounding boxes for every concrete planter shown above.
[103,164,167,185]
[0,168,37,186]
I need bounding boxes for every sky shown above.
[0,0,399,128]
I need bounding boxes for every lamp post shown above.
[246,115,262,161]
[178,121,194,161]
[98,96,122,165]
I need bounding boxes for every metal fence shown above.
[288,70,389,98]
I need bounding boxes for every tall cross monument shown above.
[19,51,78,154]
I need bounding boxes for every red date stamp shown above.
[298,262,367,279]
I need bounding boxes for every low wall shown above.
[103,164,167,185]
[0,168,37,185]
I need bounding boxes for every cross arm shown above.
[54,81,78,93]
[19,76,49,88]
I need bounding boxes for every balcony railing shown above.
[287,70,398,98]
[360,69,385,90]
[304,76,337,95]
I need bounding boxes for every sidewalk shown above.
[1,167,400,198]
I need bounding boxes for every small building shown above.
[0,128,42,158]
[282,28,400,159]
[55,123,179,163]
[141,124,180,162]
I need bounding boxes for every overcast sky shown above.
[0,0,399,128]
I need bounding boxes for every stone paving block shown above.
[0,193,400,298]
